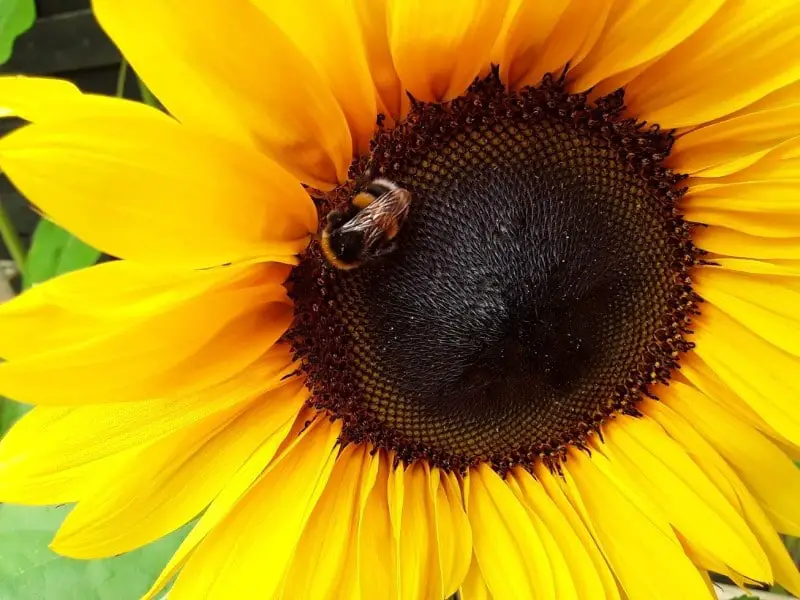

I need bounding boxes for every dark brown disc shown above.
[287,69,703,473]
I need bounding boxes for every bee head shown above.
[326,209,351,229]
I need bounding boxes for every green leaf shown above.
[785,534,800,562]
[0,504,188,599]
[23,219,101,289]
[0,0,35,65]
[0,397,30,437]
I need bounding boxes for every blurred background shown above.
[0,0,146,288]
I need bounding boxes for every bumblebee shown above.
[321,179,412,270]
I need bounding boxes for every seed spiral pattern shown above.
[288,69,703,473]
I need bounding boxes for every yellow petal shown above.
[626,0,800,128]
[562,449,713,600]
[695,135,800,184]
[683,180,800,238]
[353,0,403,122]
[568,0,725,92]
[0,76,160,123]
[467,463,554,600]
[460,554,494,600]
[510,468,609,600]
[680,352,796,449]
[699,570,718,596]
[648,399,800,597]
[52,380,307,558]
[387,0,510,102]
[692,303,800,447]
[678,503,756,585]
[602,415,770,581]
[535,464,621,600]
[387,453,404,584]
[0,261,276,359]
[509,0,612,90]
[728,79,800,116]
[681,539,757,591]
[345,445,382,600]
[0,111,316,268]
[708,258,800,276]
[671,104,800,176]
[666,381,800,537]
[686,207,800,238]
[0,75,73,113]
[164,415,341,600]
[280,443,378,600]
[0,265,292,405]
[0,423,132,504]
[253,0,377,154]
[492,0,570,87]
[91,0,351,188]
[0,348,295,505]
[391,461,442,600]
[0,276,104,361]
[697,267,800,358]
[432,469,472,597]
[505,474,577,600]
[695,225,800,260]
[358,451,399,599]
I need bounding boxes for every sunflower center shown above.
[288,70,702,472]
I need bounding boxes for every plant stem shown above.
[137,78,158,107]
[0,197,26,274]
[115,59,128,97]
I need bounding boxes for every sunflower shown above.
[1,0,800,598]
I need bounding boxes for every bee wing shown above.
[337,188,411,245]
[362,188,412,241]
